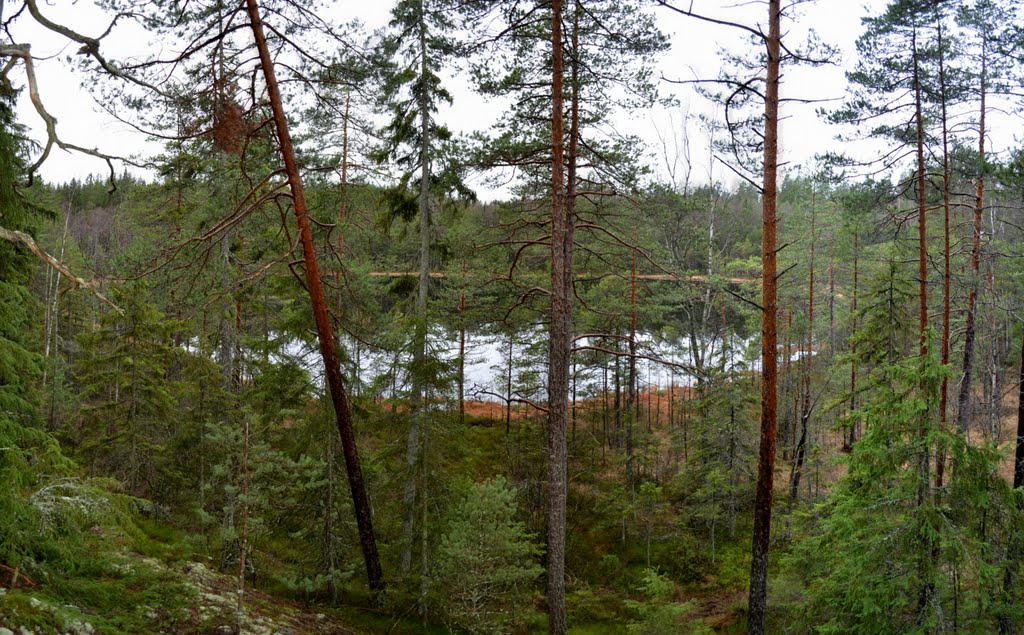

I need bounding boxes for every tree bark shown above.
[626,249,637,483]
[913,30,928,356]
[236,415,251,634]
[244,0,383,593]
[957,38,986,435]
[828,237,835,357]
[546,0,569,630]
[401,0,432,577]
[324,425,338,604]
[912,25,935,617]
[936,12,951,488]
[458,259,468,425]
[789,190,815,506]
[747,1,780,631]
[848,230,859,449]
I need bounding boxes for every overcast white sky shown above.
[11,0,997,201]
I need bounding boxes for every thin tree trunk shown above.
[848,231,859,449]
[324,424,337,604]
[506,333,514,434]
[401,0,432,577]
[236,415,251,634]
[603,361,609,459]
[781,310,791,458]
[572,359,577,454]
[747,1,781,631]
[829,237,835,357]
[234,298,243,387]
[913,31,928,356]
[627,249,637,483]
[936,12,951,489]
[566,0,580,460]
[788,331,809,507]
[42,206,70,388]
[988,266,999,437]
[244,0,383,593]
[459,271,466,425]
[912,26,935,617]
[957,39,987,435]
[614,349,622,448]
[789,190,815,506]
[220,231,235,389]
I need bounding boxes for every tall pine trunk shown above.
[912,26,935,617]
[936,12,951,488]
[747,1,780,631]
[546,0,570,629]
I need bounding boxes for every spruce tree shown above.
[793,258,1008,632]
[0,81,63,576]
[375,0,472,580]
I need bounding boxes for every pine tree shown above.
[427,476,543,634]
[954,0,1018,434]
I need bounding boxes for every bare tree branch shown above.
[0,225,123,315]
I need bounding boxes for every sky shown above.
[6,0,980,201]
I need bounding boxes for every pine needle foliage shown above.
[427,475,543,633]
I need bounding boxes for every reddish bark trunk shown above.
[244,0,383,593]
[913,31,928,356]
[911,26,934,616]
[747,1,781,631]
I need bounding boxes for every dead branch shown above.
[0,45,128,186]
[474,389,550,414]
[0,225,123,315]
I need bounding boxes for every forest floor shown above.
[0,524,358,635]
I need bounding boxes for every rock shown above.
[65,621,95,635]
